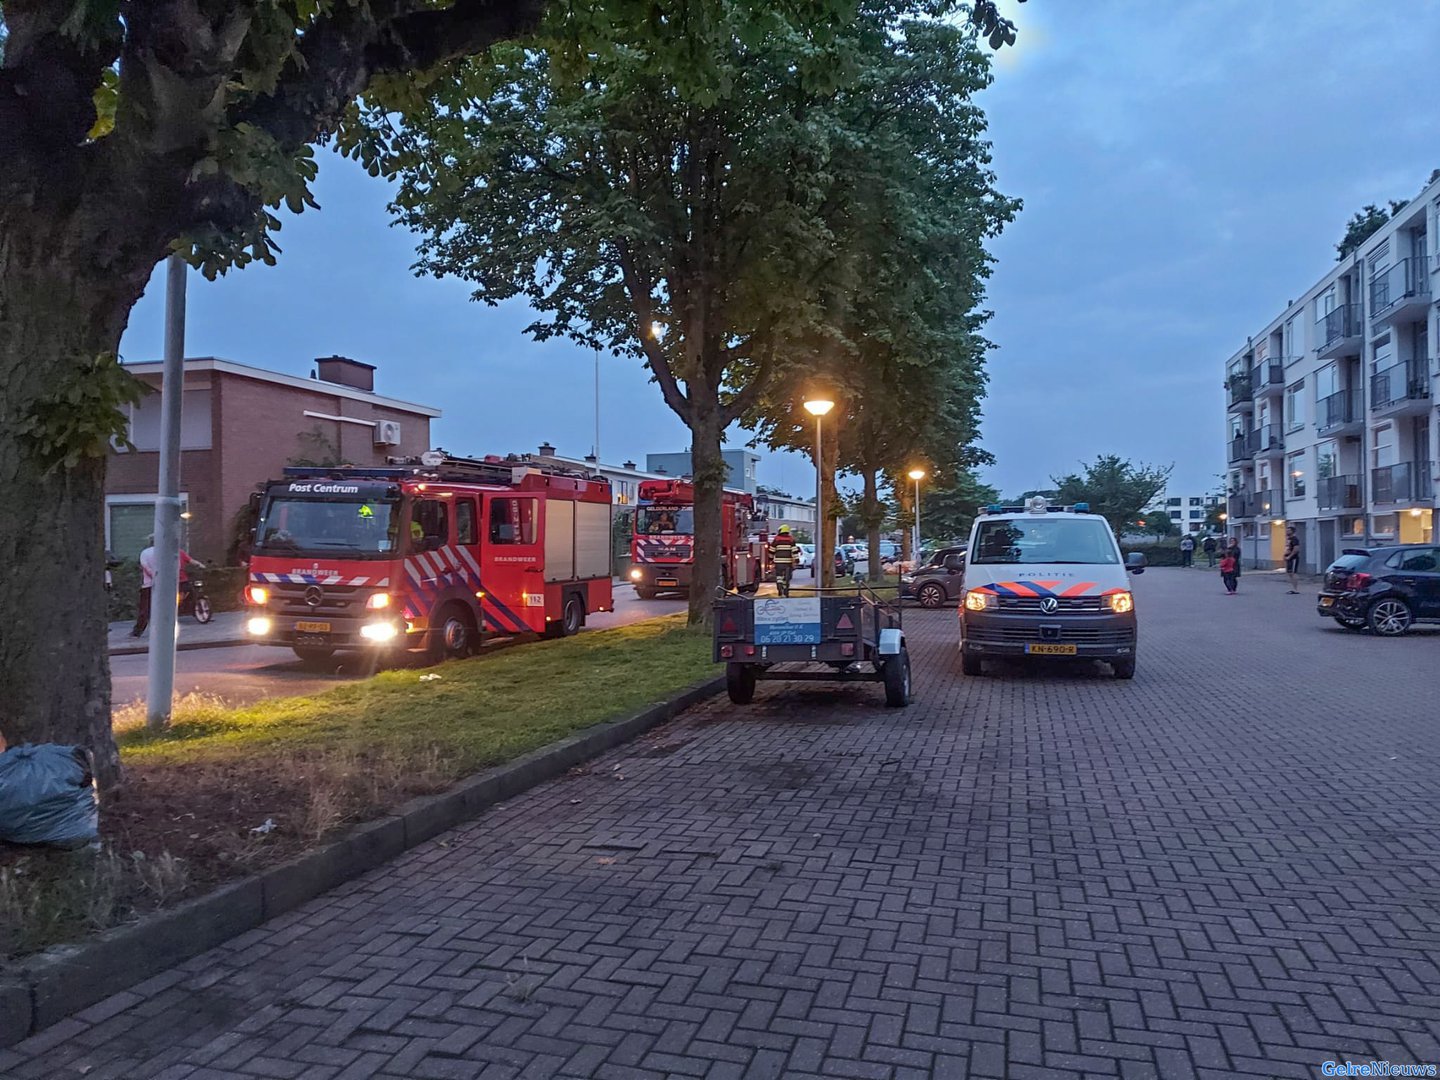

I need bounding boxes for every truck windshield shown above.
[638,507,693,535]
[972,517,1119,565]
[254,497,400,558]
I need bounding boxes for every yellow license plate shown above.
[656,579,679,587]
[295,621,331,633]
[1320,596,1335,607]
[1026,643,1077,655]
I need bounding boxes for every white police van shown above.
[958,497,1146,679]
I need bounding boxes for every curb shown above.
[108,636,249,657]
[0,675,725,1048]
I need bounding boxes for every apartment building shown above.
[1147,493,1224,534]
[1223,174,1437,572]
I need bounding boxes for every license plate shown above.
[1026,643,1077,655]
[656,579,679,587]
[1320,596,1335,607]
[295,621,331,633]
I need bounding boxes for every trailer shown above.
[244,451,612,664]
[712,586,912,707]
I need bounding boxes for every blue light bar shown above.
[1072,502,1090,513]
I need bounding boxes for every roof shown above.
[122,357,442,418]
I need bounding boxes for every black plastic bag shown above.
[0,745,100,847]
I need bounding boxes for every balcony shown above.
[1316,474,1363,511]
[1317,388,1363,435]
[1250,361,1286,396]
[1227,493,1251,520]
[1369,257,1432,327]
[1316,304,1362,360]
[1249,423,1284,458]
[1371,461,1434,505]
[1225,374,1254,411]
[1253,489,1281,519]
[1227,436,1248,465]
[1370,358,1431,416]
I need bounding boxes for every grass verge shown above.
[1,615,711,960]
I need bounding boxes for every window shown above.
[489,498,537,544]
[1341,516,1364,537]
[1285,381,1305,431]
[1189,510,1201,519]
[411,499,449,550]
[1189,497,1202,506]
[456,500,477,545]
[1166,497,1181,506]
[1315,363,1338,401]
[1169,510,1182,520]
[1371,513,1397,537]
[105,495,190,560]
[1316,440,1338,480]
[971,517,1118,565]
[638,507,693,535]
[1288,452,1306,499]
[1284,315,1297,358]
[1372,424,1395,469]
[1389,549,1440,572]
[120,389,213,451]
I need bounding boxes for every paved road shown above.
[13,568,1440,1078]
[110,584,688,707]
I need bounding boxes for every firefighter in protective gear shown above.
[770,525,797,597]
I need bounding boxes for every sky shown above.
[118,0,1440,502]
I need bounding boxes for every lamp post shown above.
[804,397,835,582]
[907,468,925,567]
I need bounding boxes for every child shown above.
[1219,551,1238,594]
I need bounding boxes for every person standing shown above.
[1284,527,1301,594]
[1202,533,1218,568]
[132,538,200,636]
[1225,535,1242,579]
[1179,533,1195,568]
[1219,548,1239,594]
[770,525,797,597]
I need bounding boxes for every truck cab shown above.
[958,498,1146,679]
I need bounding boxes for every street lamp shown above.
[804,397,835,581]
[907,468,926,567]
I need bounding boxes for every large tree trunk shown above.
[686,402,727,626]
[861,468,884,583]
[0,215,157,793]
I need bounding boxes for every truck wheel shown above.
[726,663,756,704]
[292,645,335,666]
[428,604,476,663]
[1112,657,1136,680]
[546,594,584,638]
[635,587,657,600]
[883,649,912,707]
[917,583,946,609]
[961,652,983,677]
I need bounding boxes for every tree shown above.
[1052,456,1173,537]
[0,1,545,789]
[1137,510,1178,538]
[1335,199,1410,260]
[381,0,1020,619]
[917,471,999,544]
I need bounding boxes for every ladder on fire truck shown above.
[281,450,595,487]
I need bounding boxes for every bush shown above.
[1123,543,1185,566]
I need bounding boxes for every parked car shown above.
[1317,544,1440,636]
[794,543,815,571]
[900,546,967,607]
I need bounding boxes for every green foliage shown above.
[1052,455,1173,536]
[918,471,1000,543]
[1139,510,1178,537]
[15,353,144,472]
[1335,199,1410,260]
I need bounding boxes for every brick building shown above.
[106,355,439,563]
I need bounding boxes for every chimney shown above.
[315,355,375,392]
[538,441,556,457]
[584,453,598,464]
[623,460,636,471]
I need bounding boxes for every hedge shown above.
[106,562,248,621]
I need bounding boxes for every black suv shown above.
[1317,545,1440,636]
[900,546,966,608]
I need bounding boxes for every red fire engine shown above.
[627,478,769,599]
[244,451,613,663]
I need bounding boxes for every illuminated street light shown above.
[803,398,836,581]
[907,469,926,565]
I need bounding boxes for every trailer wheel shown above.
[428,603,476,663]
[546,594,584,638]
[726,662,757,704]
[883,648,912,707]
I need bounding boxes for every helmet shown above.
[778,525,791,533]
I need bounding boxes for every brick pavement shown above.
[7,567,1440,1079]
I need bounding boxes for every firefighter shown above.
[770,525,797,597]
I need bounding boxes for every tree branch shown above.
[617,238,691,423]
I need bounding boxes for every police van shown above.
[958,497,1146,679]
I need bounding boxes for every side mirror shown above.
[248,491,263,513]
[943,554,965,572]
[1126,552,1147,574]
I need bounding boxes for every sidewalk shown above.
[108,609,249,656]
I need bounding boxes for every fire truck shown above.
[244,451,613,663]
[627,478,770,599]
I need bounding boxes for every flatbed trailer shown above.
[712,586,912,707]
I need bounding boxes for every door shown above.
[485,495,544,633]
[1398,548,1440,617]
[1318,519,1336,571]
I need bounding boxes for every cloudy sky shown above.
[119,0,1440,501]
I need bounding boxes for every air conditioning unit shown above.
[373,420,402,446]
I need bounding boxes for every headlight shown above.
[629,568,643,580]
[1103,590,1134,614]
[366,592,391,610]
[963,590,997,612]
[360,622,398,642]
[245,585,268,605]
[246,616,272,636]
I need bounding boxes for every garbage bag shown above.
[0,744,100,847]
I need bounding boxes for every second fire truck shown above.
[627,478,770,599]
